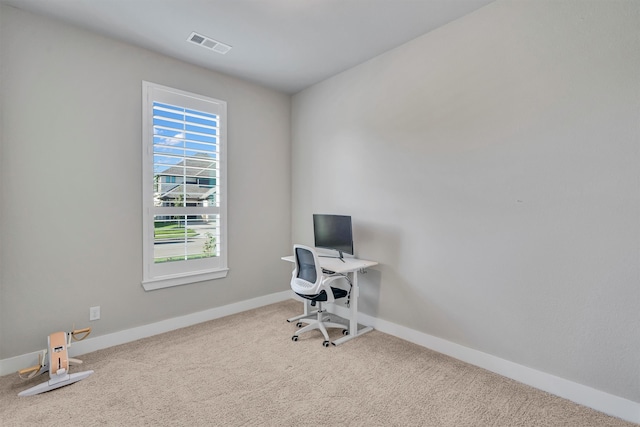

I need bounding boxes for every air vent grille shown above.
[187,32,232,55]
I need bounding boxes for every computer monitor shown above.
[313,214,353,260]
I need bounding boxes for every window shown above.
[142,81,227,290]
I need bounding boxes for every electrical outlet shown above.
[89,306,101,321]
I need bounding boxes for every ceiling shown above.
[1,0,494,94]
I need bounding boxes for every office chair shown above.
[289,244,349,347]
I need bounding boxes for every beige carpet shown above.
[0,300,635,426]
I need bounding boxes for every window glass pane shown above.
[153,215,220,263]
[152,101,219,210]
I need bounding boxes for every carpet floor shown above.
[0,300,635,426]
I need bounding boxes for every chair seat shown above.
[296,287,348,303]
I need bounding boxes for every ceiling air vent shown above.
[187,32,232,55]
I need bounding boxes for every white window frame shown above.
[141,81,228,290]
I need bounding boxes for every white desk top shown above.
[281,255,377,274]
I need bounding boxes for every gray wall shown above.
[292,0,639,402]
[0,6,292,358]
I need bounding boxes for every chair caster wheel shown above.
[292,336,298,342]
[296,322,303,327]
[323,340,330,347]
[342,329,349,336]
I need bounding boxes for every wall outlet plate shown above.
[89,306,100,321]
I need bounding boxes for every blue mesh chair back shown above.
[295,246,317,284]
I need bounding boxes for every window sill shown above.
[142,268,229,291]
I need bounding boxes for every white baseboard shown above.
[3,292,638,424]
[0,291,292,378]
[341,307,639,425]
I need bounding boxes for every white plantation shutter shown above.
[142,82,228,290]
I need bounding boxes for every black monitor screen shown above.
[313,214,353,257]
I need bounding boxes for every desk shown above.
[281,255,378,345]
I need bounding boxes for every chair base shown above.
[291,306,348,346]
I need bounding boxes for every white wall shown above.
[0,5,292,358]
[292,0,640,404]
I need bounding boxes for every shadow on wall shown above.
[358,268,382,318]
[352,220,403,319]
[353,218,469,342]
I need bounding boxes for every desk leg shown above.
[287,298,317,323]
[349,270,359,335]
[332,269,373,346]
